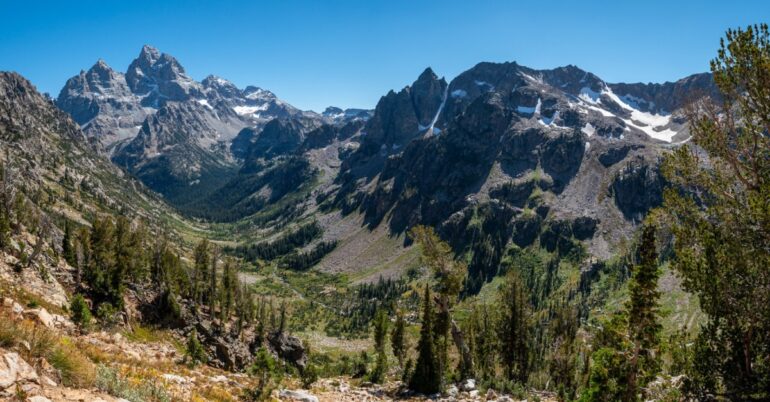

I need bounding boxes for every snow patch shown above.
[581,123,596,137]
[474,80,494,91]
[233,105,269,116]
[451,89,467,98]
[196,99,213,109]
[426,85,449,136]
[579,87,601,104]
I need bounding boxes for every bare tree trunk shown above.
[451,318,474,378]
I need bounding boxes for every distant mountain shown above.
[57,45,366,204]
[55,49,718,284]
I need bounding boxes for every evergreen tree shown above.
[410,225,473,379]
[221,257,237,319]
[660,24,770,398]
[62,221,76,266]
[624,224,662,399]
[410,285,441,394]
[69,293,91,330]
[498,269,531,384]
[391,309,407,366]
[185,329,207,367]
[193,239,210,305]
[369,309,389,383]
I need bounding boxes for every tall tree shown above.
[62,221,76,266]
[410,285,441,394]
[624,224,662,400]
[391,309,407,367]
[192,239,210,305]
[410,225,473,379]
[498,269,532,384]
[660,24,770,398]
[370,309,389,383]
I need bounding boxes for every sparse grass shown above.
[95,364,171,402]
[48,338,96,387]
[0,310,96,388]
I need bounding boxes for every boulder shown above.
[268,331,307,369]
[23,308,54,328]
[0,352,39,390]
[279,389,319,402]
[461,378,476,391]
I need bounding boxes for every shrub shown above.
[48,340,96,388]
[185,329,207,367]
[95,364,170,402]
[69,294,92,330]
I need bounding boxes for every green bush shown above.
[69,294,92,330]
[184,329,207,367]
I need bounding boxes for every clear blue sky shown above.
[1,0,768,111]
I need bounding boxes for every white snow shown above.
[581,123,596,137]
[585,141,591,151]
[451,89,467,98]
[196,99,213,109]
[539,110,559,126]
[474,80,494,90]
[426,85,449,135]
[520,72,543,84]
[233,104,269,116]
[602,88,678,142]
[579,87,601,104]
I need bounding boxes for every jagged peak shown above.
[88,59,114,75]
[138,44,160,61]
[202,75,236,88]
[417,67,438,81]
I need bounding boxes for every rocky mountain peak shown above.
[125,45,200,105]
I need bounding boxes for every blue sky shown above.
[1,0,768,111]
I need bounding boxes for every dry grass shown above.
[0,310,96,388]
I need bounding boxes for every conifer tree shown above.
[62,221,76,266]
[369,309,389,383]
[391,309,407,367]
[498,269,531,384]
[624,224,661,400]
[410,225,473,379]
[193,239,210,305]
[661,24,770,398]
[410,285,441,394]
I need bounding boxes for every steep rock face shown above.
[609,156,665,221]
[111,101,240,203]
[344,68,448,177]
[0,71,174,222]
[56,60,149,146]
[608,72,718,114]
[324,61,717,273]
[125,45,203,106]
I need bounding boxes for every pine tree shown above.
[69,293,91,330]
[62,221,76,266]
[391,309,407,366]
[660,24,770,398]
[369,309,389,383]
[410,285,441,394]
[498,269,531,384]
[624,224,661,400]
[410,225,473,379]
[221,257,237,319]
[209,245,219,318]
[185,329,207,367]
[193,239,210,305]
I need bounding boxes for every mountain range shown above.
[52,45,718,284]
